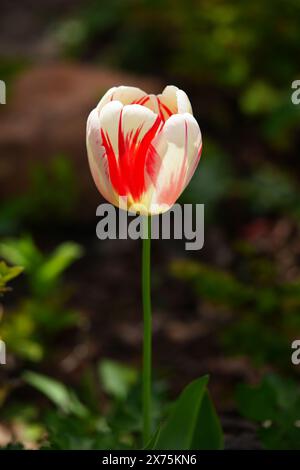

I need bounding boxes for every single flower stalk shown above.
[86,85,202,444]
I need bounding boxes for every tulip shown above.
[86,85,202,446]
[86,85,202,215]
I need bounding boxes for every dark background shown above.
[1,0,300,450]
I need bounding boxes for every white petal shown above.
[86,109,116,204]
[121,104,159,142]
[149,113,201,208]
[96,86,148,116]
[158,85,193,117]
[99,100,123,160]
[96,87,118,114]
[177,89,193,114]
[111,86,147,105]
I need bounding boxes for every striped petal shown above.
[99,101,161,202]
[157,85,193,118]
[96,86,147,115]
[148,113,202,210]
[86,109,116,205]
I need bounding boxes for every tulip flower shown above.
[86,85,202,445]
[86,85,202,215]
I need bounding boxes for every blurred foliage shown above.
[171,259,300,367]
[0,237,83,361]
[237,165,300,218]
[1,0,300,451]
[0,362,222,450]
[0,261,23,295]
[23,371,89,418]
[0,155,78,235]
[0,236,83,298]
[56,0,300,146]
[99,359,138,401]
[0,360,164,449]
[0,57,28,96]
[181,141,233,222]
[152,375,223,450]
[237,374,300,449]
[57,0,300,88]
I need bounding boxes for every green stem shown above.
[142,215,152,446]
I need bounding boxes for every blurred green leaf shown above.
[0,236,42,274]
[23,371,88,418]
[99,359,138,400]
[0,155,78,234]
[0,261,23,293]
[240,165,299,216]
[37,242,83,289]
[171,259,252,308]
[240,81,281,115]
[0,443,25,450]
[153,376,223,450]
[237,374,300,449]
[0,236,82,297]
[181,142,233,222]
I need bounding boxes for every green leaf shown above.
[0,261,23,292]
[38,242,83,286]
[0,236,42,272]
[236,378,278,422]
[23,371,88,418]
[236,374,300,449]
[153,375,223,450]
[99,359,138,400]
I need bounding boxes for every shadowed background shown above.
[1,0,300,450]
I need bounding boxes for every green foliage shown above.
[0,261,23,294]
[152,376,223,450]
[171,259,300,367]
[237,374,300,449]
[15,362,222,450]
[0,443,26,450]
[57,0,300,90]
[239,165,300,217]
[0,236,83,298]
[53,0,300,153]
[23,371,89,418]
[0,56,28,94]
[181,142,233,222]
[99,359,138,401]
[0,155,78,235]
[171,259,252,309]
[0,237,83,361]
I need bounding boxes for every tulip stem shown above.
[142,215,152,446]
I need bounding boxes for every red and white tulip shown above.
[86,85,202,215]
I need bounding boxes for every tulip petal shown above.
[96,87,117,114]
[158,85,193,119]
[86,109,117,205]
[97,86,148,116]
[99,101,162,201]
[149,113,202,209]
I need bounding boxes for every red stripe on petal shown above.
[156,120,188,206]
[157,97,173,121]
[101,110,163,201]
[133,95,150,106]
